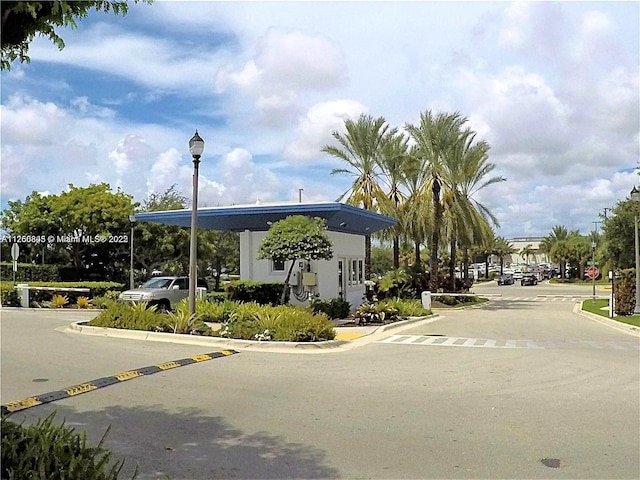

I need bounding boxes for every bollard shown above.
[421,291,432,310]
[16,284,30,308]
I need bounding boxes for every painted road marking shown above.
[377,335,639,351]
[335,332,366,340]
[1,350,239,415]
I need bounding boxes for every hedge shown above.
[225,280,290,306]
[0,262,59,282]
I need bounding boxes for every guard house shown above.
[135,202,397,308]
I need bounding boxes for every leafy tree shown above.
[204,230,240,291]
[371,245,393,276]
[1,184,135,281]
[493,236,516,274]
[520,243,535,264]
[324,114,390,280]
[405,110,484,290]
[1,0,151,70]
[602,198,640,269]
[376,130,409,268]
[257,216,334,305]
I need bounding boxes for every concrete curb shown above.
[573,303,640,338]
[64,314,440,353]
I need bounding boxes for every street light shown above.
[188,130,205,315]
[129,214,136,289]
[591,240,596,303]
[630,185,640,315]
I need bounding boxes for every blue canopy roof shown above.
[134,202,397,236]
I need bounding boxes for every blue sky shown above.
[1,1,639,240]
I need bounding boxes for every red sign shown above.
[587,266,599,279]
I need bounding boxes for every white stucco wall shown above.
[239,230,366,310]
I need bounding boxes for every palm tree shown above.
[376,130,409,269]
[405,110,468,290]
[493,236,517,274]
[520,243,535,265]
[541,225,571,278]
[399,148,431,266]
[448,130,504,283]
[323,114,390,279]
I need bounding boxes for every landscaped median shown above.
[67,297,434,350]
[580,298,640,334]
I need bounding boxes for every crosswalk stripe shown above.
[377,335,638,351]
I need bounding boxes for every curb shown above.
[574,303,640,337]
[64,314,439,353]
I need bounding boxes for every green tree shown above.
[1,1,151,70]
[493,236,516,275]
[405,110,481,289]
[203,230,240,291]
[323,114,390,280]
[520,244,535,264]
[1,184,135,281]
[257,216,334,305]
[602,198,640,269]
[376,130,408,269]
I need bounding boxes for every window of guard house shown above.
[272,259,285,272]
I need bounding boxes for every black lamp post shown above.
[188,130,205,315]
[129,214,136,289]
[630,186,640,315]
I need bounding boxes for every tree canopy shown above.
[257,215,333,304]
[1,1,150,70]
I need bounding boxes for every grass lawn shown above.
[581,299,640,327]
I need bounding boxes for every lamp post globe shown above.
[189,130,205,315]
[630,186,640,315]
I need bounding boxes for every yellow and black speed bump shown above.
[1,350,238,416]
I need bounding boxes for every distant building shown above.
[505,237,549,265]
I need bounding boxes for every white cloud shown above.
[284,99,368,164]
[216,27,347,126]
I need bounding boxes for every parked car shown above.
[118,276,208,311]
[521,273,538,286]
[497,274,514,285]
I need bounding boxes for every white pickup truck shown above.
[118,276,208,311]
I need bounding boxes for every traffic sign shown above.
[587,261,599,266]
[587,266,599,279]
[10,243,19,260]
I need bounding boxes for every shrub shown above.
[309,296,351,319]
[50,294,69,308]
[0,283,20,306]
[76,296,93,309]
[88,303,166,331]
[1,412,134,480]
[174,298,239,323]
[382,297,431,317]
[0,262,59,282]
[351,302,399,325]
[162,310,210,335]
[215,304,335,341]
[225,280,290,305]
[614,269,635,315]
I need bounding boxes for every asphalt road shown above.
[1,282,638,479]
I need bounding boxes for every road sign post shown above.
[10,243,19,284]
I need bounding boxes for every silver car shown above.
[119,276,208,311]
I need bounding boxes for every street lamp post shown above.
[591,240,596,303]
[188,131,205,315]
[631,186,640,315]
[129,214,136,290]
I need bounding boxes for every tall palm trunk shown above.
[393,236,400,268]
[449,237,456,290]
[429,178,442,291]
[364,235,371,280]
[414,240,421,265]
